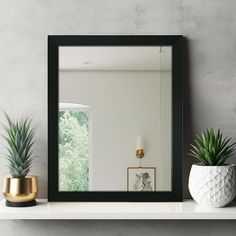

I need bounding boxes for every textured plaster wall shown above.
[0,0,236,235]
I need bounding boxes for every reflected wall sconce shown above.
[136,136,144,159]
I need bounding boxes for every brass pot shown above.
[3,176,38,206]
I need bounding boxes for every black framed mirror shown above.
[48,35,183,202]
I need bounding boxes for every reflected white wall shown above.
[60,70,172,191]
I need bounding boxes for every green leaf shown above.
[1,112,37,177]
[189,128,236,166]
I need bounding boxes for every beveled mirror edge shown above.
[48,35,183,202]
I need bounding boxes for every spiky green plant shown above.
[189,128,236,166]
[1,113,36,178]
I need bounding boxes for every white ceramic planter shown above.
[189,163,236,207]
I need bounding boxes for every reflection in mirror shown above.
[59,46,172,192]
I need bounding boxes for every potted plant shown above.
[188,128,236,207]
[2,113,38,207]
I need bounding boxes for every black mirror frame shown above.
[48,35,183,202]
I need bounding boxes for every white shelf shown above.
[0,199,236,220]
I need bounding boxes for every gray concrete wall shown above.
[0,0,236,235]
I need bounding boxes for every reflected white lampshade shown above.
[136,136,144,150]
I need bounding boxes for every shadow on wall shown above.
[183,37,195,198]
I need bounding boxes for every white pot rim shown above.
[192,163,235,167]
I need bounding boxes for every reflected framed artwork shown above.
[48,35,183,201]
[127,167,156,192]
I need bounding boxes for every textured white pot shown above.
[189,163,236,207]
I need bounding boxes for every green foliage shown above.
[59,111,89,191]
[189,128,236,166]
[2,113,36,178]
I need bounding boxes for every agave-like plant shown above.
[2,113,36,178]
[189,128,236,166]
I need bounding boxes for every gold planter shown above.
[3,176,38,207]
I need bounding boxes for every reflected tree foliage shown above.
[59,111,89,191]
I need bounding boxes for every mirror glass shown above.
[58,46,172,192]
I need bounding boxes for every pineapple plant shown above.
[2,113,38,207]
[2,113,36,177]
[188,128,236,207]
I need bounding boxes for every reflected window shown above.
[59,103,90,191]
